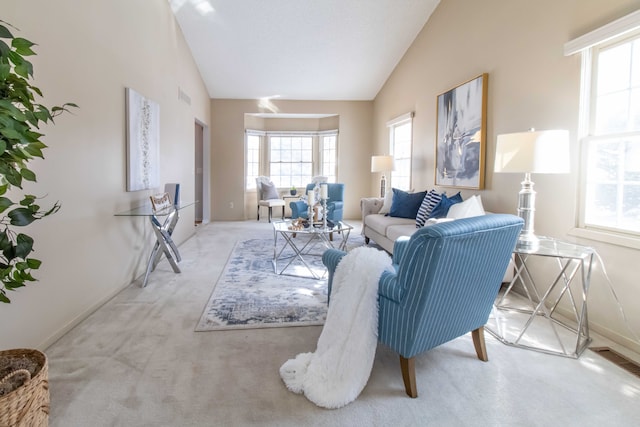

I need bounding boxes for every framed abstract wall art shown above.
[126,87,160,191]
[435,73,488,189]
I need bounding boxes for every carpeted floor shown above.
[44,220,640,426]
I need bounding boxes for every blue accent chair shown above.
[322,214,523,398]
[290,183,345,221]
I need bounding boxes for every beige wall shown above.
[374,0,640,351]
[211,99,373,220]
[1,1,210,349]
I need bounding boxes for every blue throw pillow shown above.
[416,189,443,228]
[428,192,463,219]
[390,188,427,219]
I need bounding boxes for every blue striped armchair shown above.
[322,214,523,398]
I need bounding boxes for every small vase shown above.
[290,189,297,196]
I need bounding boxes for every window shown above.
[245,130,338,190]
[320,134,337,183]
[387,113,413,191]
[584,36,640,234]
[567,12,640,244]
[245,134,261,190]
[567,13,640,239]
[269,136,313,188]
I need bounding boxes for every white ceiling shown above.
[169,0,440,101]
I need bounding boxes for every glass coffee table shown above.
[272,220,353,279]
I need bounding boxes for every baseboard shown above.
[553,305,640,356]
[38,232,196,351]
[588,320,640,356]
[38,280,132,351]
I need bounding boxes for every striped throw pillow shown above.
[415,189,442,228]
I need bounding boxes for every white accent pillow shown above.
[446,195,485,219]
[261,181,280,200]
[378,190,394,214]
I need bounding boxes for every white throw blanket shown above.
[279,246,392,409]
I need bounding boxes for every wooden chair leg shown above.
[365,237,370,245]
[472,327,488,361]
[399,356,418,398]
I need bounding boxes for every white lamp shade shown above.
[494,129,570,174]
[371,155,394,173]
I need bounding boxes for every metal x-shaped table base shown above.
[273,226,350,279]
[142,208,182,287]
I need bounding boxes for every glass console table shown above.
[486,236,594,358]
[115,202,195,287]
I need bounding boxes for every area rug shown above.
[196,235,364,331]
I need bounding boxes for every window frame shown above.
[566,10,640,249]
[245,129,339,191]
[387,112,414,191]
[267,133,314,189]
[245,131,264,190]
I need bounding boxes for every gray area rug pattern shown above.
[197,235,364,331]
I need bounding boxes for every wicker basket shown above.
[0,349,49,427]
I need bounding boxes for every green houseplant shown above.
[0,19,75,425]
[0,20,75,305]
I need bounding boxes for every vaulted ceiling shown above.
[169,0,440,101]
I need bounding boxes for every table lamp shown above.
[494,129,570,249]
[371,155,394,197]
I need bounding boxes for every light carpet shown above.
[196,235,363,331]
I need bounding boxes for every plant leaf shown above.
[15,233,33,258]
[26,258,41,269]
[0,291,10,304]
[8,207,36,226]
[23,145,43,158]
[0,196,13,213]
[12,37,35,56]
[0,24,13,39]
[0,230,11,251]
[0,62,9,79]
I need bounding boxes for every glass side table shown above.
[115,202,195,287]
[485,236,594,358]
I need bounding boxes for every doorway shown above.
[194,120,210,225]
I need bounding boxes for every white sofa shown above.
[361,197,416,253]
[360,196,514,282]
